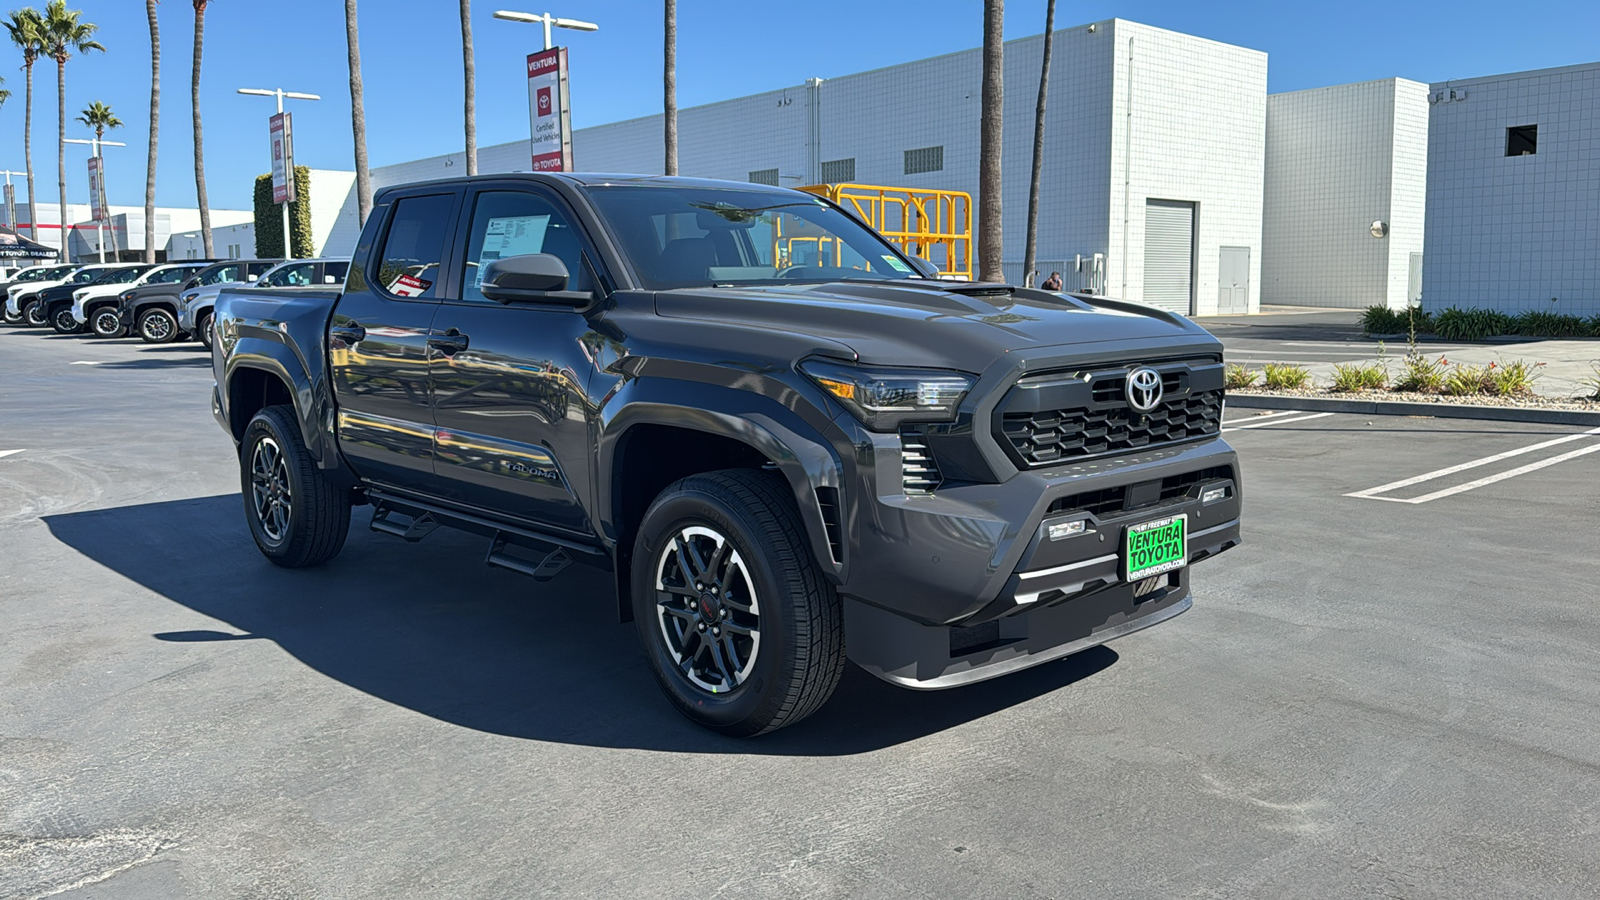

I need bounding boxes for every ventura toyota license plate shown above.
[1124,514,1187,582]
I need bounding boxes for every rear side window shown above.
[245,261,277,281]
[324,261,349,283]
[376,194,454,299]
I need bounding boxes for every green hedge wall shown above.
[252,165,313,258]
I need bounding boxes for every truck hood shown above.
[654,281,1220,371]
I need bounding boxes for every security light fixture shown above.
[1370,221,1388,239]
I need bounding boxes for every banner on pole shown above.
[87,156,107,222]
[270,112,297,204]
[526,47,573,172]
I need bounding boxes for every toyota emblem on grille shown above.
[1126,367,1164,412]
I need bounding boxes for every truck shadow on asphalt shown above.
[44,494,1117,755]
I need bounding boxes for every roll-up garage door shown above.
[1142,199,1195,314]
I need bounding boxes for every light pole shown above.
[237,87,321,259]
[65,136,128,263]
[492,9,598,51]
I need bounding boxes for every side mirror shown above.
[906,256,941,278]
[480,253,591,304]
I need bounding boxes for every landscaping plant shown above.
[1262,362,1311,390]
[1330,362,1388,392]
[1483,359,1542,396]
[1434,307,1511,342]
[1393,354,1448,393]
[1224,363,1259,389]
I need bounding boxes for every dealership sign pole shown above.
[237,88,321,259]
[65,137,126,263]
[526,47,573,171]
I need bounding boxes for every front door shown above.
[328,189,460,492]
[1217,245,1250,314]
[425,184,604,536]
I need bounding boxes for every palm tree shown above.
[0,77,10,108]
[143,0,159,263]
[664,0,676,175]
[190,0,212,257]
[459,0,476,175]
[977,0,1004,282]
[5,8,45,240]
[43,1,104,261]
[1022,0,1055,288]
[345,0,371,223]
[76,100,121,143]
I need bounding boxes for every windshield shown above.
[581,186,922,290]
[143,266,199,285]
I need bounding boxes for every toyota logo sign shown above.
[1125,367,1163,412]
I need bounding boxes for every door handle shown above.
[428,329,470,355]
[330,323,366,344]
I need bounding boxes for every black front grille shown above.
[1047,465,1235,518]
[997,361,1224,466]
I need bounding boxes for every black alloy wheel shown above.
[23,301,46,327]
[137,308,179,344]
[91,308,124,337]
[1,305,21,325]
[196,311,214,351]
[51,307,81,334]
[631,469,845,736]
[239,405,351,567]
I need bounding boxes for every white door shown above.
[1217,245,1250,314]
[1142,199,1195,314]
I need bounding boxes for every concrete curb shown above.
[1227,392,1600,426]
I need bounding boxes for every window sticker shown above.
[881,254,912,273]
[475,215,552,287]
[388,273,433,297]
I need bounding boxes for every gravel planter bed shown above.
[1231,387,1600,412]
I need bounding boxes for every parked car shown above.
[0,264,77,324]
[73,261,213,337]
[212,173,1241,735]
[9,264,122,327]
[181,258,349,350]
[39,263,154,334]
[124,258,281,344]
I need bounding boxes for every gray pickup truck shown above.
[211,173,1242,735]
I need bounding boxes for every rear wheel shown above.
[137,307,179,344]
[90,308,124,338]
[631,469,845,736]
[23,300,46,327]
[240,404,351,568]
[51,307,81,334]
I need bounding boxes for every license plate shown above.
[1124,514,1187,582]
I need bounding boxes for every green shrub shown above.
[1224,363,1259,389]
[1441,363,1489,396]
[1483,359,1542,396]
[1262,362,1311,390]
[1393,354,1447,393]
[252,165,314,259]
[1589,317,1600,338]
[1582,361,1600,400]
[1434,307,1510,341]
[1508,311,1590,337]
[1361,306,1404,335]
[1329,362,1388,392]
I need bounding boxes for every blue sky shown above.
[2,0,1597,213]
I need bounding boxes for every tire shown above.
[2,304,21,325]
[196,311,214,350]
[90,307,124,338]
[23,300,46,327]
[239,404,351,568]
[51,307,81,334]
[137,307,180,344]
[631,469,845,736]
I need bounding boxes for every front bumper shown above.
[837,429,1241,689]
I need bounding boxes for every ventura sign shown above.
[526,47,573,172]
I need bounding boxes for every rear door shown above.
[424,182,606,534]
[329,188,461,492]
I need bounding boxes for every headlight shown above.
[182,292,198,303]
[799,358,974,431]
[120,290,136,302]
[74,289,88,300]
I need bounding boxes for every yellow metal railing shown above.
[799,183,973,279]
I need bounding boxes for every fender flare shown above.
[224,334,338,470]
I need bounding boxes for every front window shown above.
[68,268,102,284]
[196,264,241,286]
[143,266,195,285]
[259,264,314,287]
[581,186,922,290]
[102,267,148,285]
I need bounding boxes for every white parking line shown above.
[1346,426,1600,504]
[0,449,24,459]
[1221,412,1333,433]
[1221,409,1306,427]
[69,360,104,366]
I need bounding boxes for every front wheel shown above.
[137,307,180,344]
[631,469,845,736]
[196,311,214,351]
[90,308,124,338]
[1,305,21,325]
[51,307,81,334]
[240,405,351,568]
[23,301,46,327]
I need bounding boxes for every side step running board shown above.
[369,507,441,542]
[485,532,571,582]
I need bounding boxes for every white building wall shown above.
[1107,20,1266,315]
[11,202,251,261]
[1422,61,1600,315]
[307,169,359,257]
[1262,78,1428,310]
[169,221,255,260]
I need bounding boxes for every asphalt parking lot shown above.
[4,327,1600,899]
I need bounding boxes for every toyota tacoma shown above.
[211,174,1242,736]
